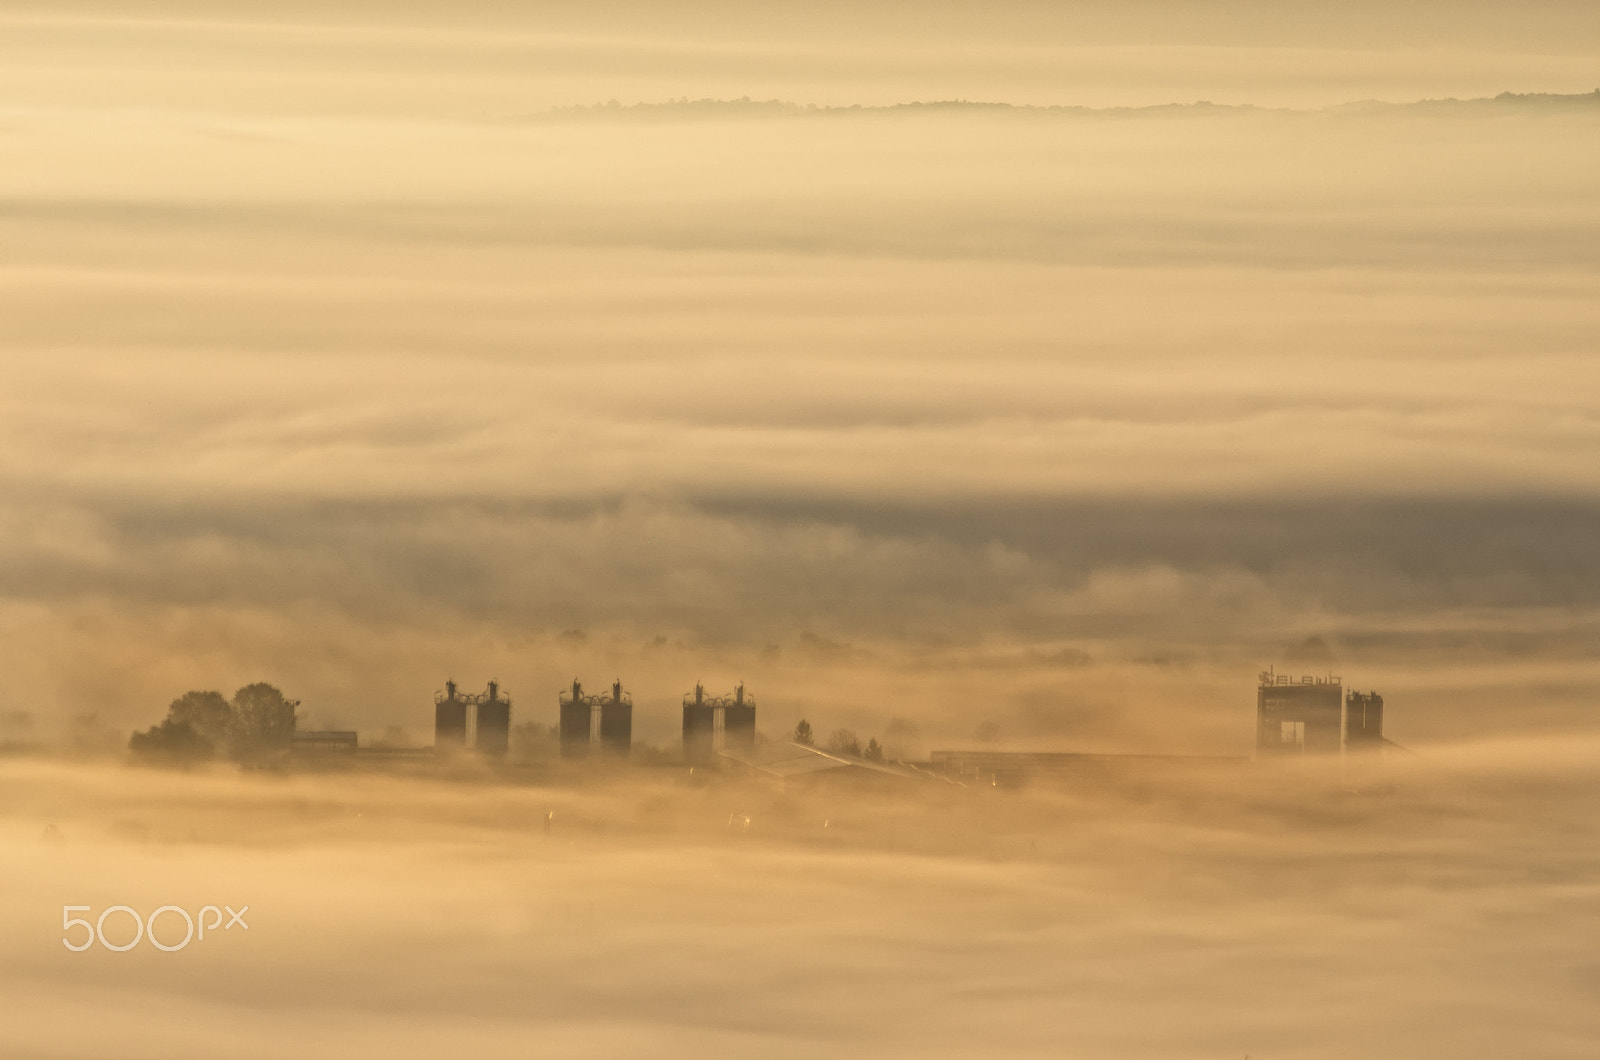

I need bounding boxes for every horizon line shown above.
[539,88,1600,119]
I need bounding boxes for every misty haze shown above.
[2,2,1599,1057]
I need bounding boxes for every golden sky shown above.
[1,2,1598,750]
[3,8,1600,1060]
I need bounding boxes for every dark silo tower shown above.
[682,683,717,765]
[599,679,632,758]
[723,683,756,752]
[559,680,592,760]
[435,680,467,750]
[476,680,511,757]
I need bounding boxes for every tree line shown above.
[791,718,889,762]
[129,684,298,763]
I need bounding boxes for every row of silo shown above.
[434,680,512,756]
[682,683,756,765]
[558,679,633,759]
[433,677,757,764]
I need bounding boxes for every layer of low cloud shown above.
[2,750,1597,1057]
[2,8,1598,751]
[2,13,1598,1057]
[6,2,1600,110]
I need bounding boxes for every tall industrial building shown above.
[558,680,633,760]
[1256,672,1343,754]
[682,683,757,765]
[559,680,592,760]
[1256,670,1384,755]
[682,684,717,765]
[724,684,756,752]
[598,681,632,757]
[435,680,468,749]
[476,681,511,756]
[1345,690,1384,751]
[433,680,512,756]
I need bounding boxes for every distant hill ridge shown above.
[539,89,1600,121]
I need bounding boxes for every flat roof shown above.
[719,741,918,780]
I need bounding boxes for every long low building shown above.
[931,750,1249,786]
[290,730,359,753]
[719,741,929,785]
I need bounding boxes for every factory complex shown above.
[282,665,1390,786]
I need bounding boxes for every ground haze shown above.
[2,2,1598,1056]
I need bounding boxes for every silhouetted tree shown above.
[230,683,297,759]
[826,729,861,757]
[130,690,231,761]
[863,738,884,762]
[793,719,814,746]
[130,684,298,764]
[168,691,233,748]
[129,718,215,760]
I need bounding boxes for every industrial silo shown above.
[723,683,756,752]
[682,683,717,765]
[599,680,632,758]
[475,680,511,757]
[559,680,593,760]
[434,680,468,750]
